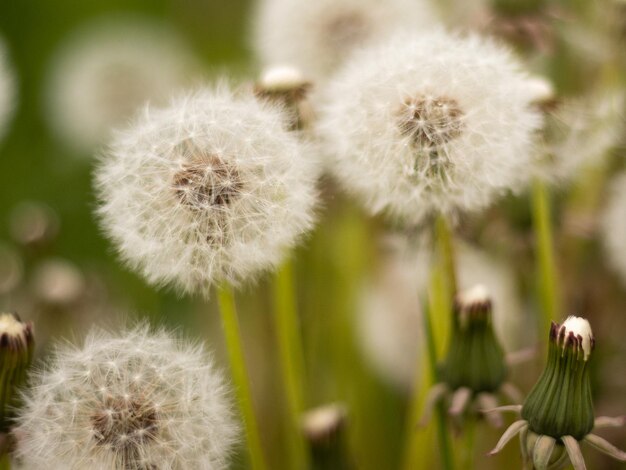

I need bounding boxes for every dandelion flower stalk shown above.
[273,259,309,469]
[531,179,561,335]
[217,286,268,470]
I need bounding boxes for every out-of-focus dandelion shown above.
[420,285,524,430]
[317,30,542,226]
[600,172,626,287]
[0,245,23,296]
[95,85,318,296]
[489,317,626,469]
[31,259,85,307]
[540,91,624,182]
[0,36,16,142]
[253,0,438,81]
[14,325,238,470]
[45,18,202,153]
[9,202,60,248]
[357,236,526,391]
[301,403,353,470]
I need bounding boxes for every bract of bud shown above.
[522,318,595,441]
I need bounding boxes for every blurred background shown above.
[0,0,625,469]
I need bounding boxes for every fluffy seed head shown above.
[45,18,201,152]
[317,30,543,225]
[253,0,438,80]
[95,85,318,295]
[0,37,16,142]
[14,325,238,469]
[600,172,626,286]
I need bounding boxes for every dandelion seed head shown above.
[0,37,16,142]
[95,85,318,295]
[317,30,542,225]
[253,0,437,80]
[14,325,238,470]
[45,18,202,152]
[600,172,626,287]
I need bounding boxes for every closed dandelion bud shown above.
[0,313,34,431]
[442,285,507,394]
[14,325,238,469]
[522,317,595,441]
[301,403,353,470]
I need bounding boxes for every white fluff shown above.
[357,235,525,390]
[45,18,201,152]
[600,172,626,287]
[14,325,238,469]
[253,0,438,81]
[317,30,543,225]
[95,85,318,295]
[560,316,594,360]
[0,37,16,142]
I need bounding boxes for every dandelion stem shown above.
[461,418,476,470]
[273,259,310,469]
[531,179,560,334]
[426,262,455,470]
[217,285,268,470]
[0,453,9,470]
[435,214,458,295]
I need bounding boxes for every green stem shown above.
[531,179,560,334]
[273,260,310,469]
[0,453,9,470]
[217,285,268,470]
[426,265,455,470]
[461,419,476,470]
[435,214,458,296]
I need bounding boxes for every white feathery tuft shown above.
[253,0,438,81]
[560,316,594,360]
[45,17,202,152]
[600,172,626,287]
[316,30,543,226]
[95,84,319,296]
[0,37,16,142]
[14,324,238,470]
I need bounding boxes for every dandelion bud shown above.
[302,403,353,470]
[254,0,437,80]
[522,316,595,440]
[0,313,34,431]
[441,285,507,394]
[490,317,626,467]
[95,85,318,295]
[0,37,16,142]
[317,30,542,225]
[254,65,312,129]
[15,325,238,469]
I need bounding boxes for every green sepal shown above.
[440,298,508,393]
[522,322,594,440]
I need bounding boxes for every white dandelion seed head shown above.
[357,235,525,390]
[95,85,318,296]
[253,0,438,81]
[14,324,238,470]
[45,17,202,153]
[600,172,626,287]
[0,36,16,142]
[317,30,543,226]
[541,91,625,182]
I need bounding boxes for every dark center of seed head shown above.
[173,153,243,211]
[398,96,464,148]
